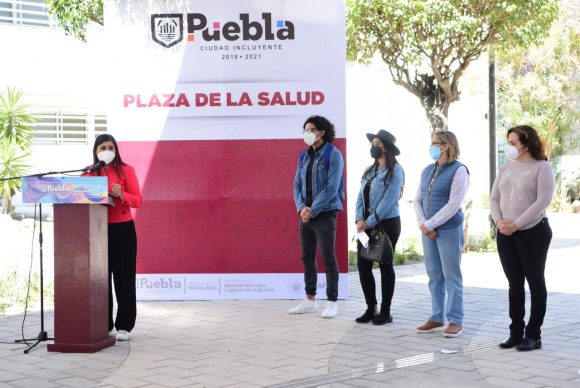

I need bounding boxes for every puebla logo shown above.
[151,12,294,48]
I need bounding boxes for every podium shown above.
[22,176,115,352]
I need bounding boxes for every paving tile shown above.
[0,370,23,382]
[97,374,150,388]
[141,374,195,387]
[484,376,543,387]
[0,227,579,388]
[53,377,99,387]
[525,376,576,387]
[478,367,532,380]
[185,373,242,387]
[7,378,60,388]
[517,367,575,380]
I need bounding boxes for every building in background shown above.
[0,0,107,173]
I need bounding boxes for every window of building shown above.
[0,0,57,28]
[33,113,108,145]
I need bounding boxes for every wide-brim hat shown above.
[366,129,400,155]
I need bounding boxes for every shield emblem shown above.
[151,14,183,48]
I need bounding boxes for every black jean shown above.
[299,211,339,301]
[497,218,552,340]
[108,220,138,332]
[357,217,401,309]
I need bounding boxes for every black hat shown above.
[366,129,400,156]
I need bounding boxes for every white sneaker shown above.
[320,301,338,318]
[116,330,130,341]
[108,330,115,336]
[288,299,318,314]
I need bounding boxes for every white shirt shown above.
[413,165,470,231]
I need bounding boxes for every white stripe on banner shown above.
[136,273,350,300]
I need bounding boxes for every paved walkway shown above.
[0,213,579,387]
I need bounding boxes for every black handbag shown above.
[360,211,394,264]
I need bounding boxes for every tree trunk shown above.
[425,102,449,134]
[2,181,10,214]
[413,74,451,134]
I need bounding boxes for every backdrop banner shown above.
[104,0,347,300]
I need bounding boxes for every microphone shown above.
[84,160,105,173]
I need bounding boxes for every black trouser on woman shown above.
[357,217,401,310]
[299,211,339,301]
[108,220,137,332]
[496,218,552,340]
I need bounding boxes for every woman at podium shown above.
[83,134,143,342]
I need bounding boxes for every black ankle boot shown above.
[372,306,393,325]
[355,305,378,323]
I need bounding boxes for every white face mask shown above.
[303,131,317,146]
[505,144,524,161]
[97,150,115,165]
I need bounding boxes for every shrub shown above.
[0,269,53,315]
[565,175,580,203]
[394,238,422,265]
[465,233,497,253]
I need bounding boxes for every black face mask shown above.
[370,145,383,159]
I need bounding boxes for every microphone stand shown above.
[1,166,95,353]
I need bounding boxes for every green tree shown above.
[0,88,35,213]
[44,0,103,42]
[347,0,559,133]
[496,9,580,162]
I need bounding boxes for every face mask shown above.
[429,145,442,160]
[370,145,383,159]
[97,150,115,165]
[505,144,524,161]
[303,131,317,146]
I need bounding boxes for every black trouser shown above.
[299,211,339,301]
[108,220,137,332]
[497,218,552,340]
[357,217,401,309]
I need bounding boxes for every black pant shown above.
[108,220,137,332]
[357,217,401,309]
[299,211,339,301]
[497,218,552,340]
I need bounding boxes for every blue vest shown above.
[420,161,466,230]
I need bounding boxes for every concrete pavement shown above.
[0,213,579,387]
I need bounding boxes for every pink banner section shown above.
[123,139,348,274]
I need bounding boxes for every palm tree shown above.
[0,144,30,213]
[0,88,35,214]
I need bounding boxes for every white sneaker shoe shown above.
[108,330,115,336]
[116,330,130,341]
[288,299,318,314]
[320,301,338,318]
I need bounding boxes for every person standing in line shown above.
[354,130,404,325]
[491,125,554,351]
[84,134,143,341]
[414,130,469,338]
[290,115,344,318]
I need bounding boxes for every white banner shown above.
[105,0,348,300]
[105,0,346,141]
[136,273,350,300]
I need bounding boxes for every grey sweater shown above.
[490,159,554,231]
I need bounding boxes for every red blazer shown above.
[83,163,143,223]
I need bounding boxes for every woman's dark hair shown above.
[303,115,336,143]
[92,134,126,175]
[363,138,404,197]
[507,125,548,161]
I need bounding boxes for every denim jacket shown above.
[355,163,404,229]
[293,143,344,218]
